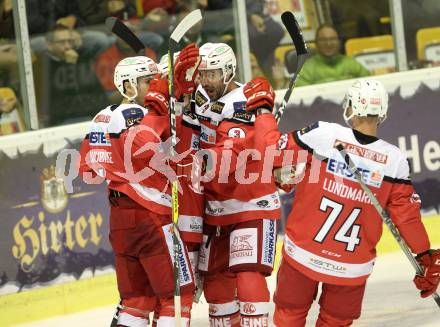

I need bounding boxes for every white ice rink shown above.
[14,251,440,327]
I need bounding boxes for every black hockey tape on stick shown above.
[281,11,308,55]
[274,11,309,123]
[105,17,144,54]
[336,143,440,308]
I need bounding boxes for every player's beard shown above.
[206,84,226,101]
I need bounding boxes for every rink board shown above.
[1,216,439,326]
[1,68,440,326]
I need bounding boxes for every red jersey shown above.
[194,84,281,226]
[255,114,430,285]
[79,104,172,215]
[175,107,204,243]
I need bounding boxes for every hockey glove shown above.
[243,76,275,113]
[144,78,169,116]
[413,249,440,298]
[174,43,200,100]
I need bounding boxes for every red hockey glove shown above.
[144,78,169,116]
[413,249,440,298]
[174,43,200,100]
[243,76,275,112]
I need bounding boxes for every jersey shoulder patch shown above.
[210,101,225,114]
[195,90,209,107]
[121,107,145,127]
[299,121,320,135]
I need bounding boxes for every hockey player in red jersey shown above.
[190,43,280,327]
[149,45,205,327]
[244,78,440,326]
[79,56,197,327]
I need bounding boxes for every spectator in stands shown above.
[0,87,25,135]
[272,58,290,89]
[33,25,107,127]
[95,31,157,103]
[296,24,370,86]
[77,0,137,26]
[246,0,284,83]
[0,0,14,39]
[24,0,110,57]
[250,52,265,77]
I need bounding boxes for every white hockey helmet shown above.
[199,42,236,85]
[114,56,160,100]
[158,51,180,78]
[342,79,389,124]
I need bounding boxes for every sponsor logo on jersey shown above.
[257,200,269,208]
[233,110,252,122]
[191,133,200,150]
[299,122,319,135]
[322,250,342,258]
[228,127,245,138]
[189,217,203,233]
[209,306,218,315]
[326,158,384,187]
[89,130,111,146]
[231,235,253,255]
[230,229,258,265]
[210,101,225,114]
[262,220,276,266]
[93,114,111,123]
[178,244,191,283]
[195,90,208,107]
[196,113,211,122]
[200,124,216,144]
[242,303,256,314]
[334,140,388,164]
[309,257,347,273]
[233,101,246,111]
[121,107,145,127]
[88,150,113,164]
[206,206,224,215]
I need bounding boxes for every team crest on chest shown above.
[195,91,208,108]
[210,101,225,114]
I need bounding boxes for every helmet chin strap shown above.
[343,105,355,127]
[221,71,235,97]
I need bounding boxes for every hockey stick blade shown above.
[274,12,309,123]
[169,9,202,48]
[105,17,144,54]
[281,11,308,55]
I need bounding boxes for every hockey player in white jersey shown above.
[192,43,280,327]
[245,78,440,326]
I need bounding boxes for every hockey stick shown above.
[336,144,440,308]
[274,11,309,123]
[105,17,145,54]
[168,9,203,326]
